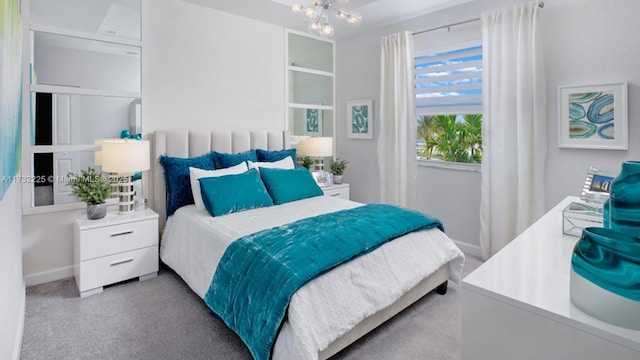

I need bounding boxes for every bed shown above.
[152,130,465,360]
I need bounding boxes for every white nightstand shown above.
[74,209,159,297]
[322,183,350,200]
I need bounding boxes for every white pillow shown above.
[247,157,295,173]
[189,162,248,211]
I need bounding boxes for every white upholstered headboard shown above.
[152,130,290,230]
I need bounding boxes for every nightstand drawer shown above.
[78,218,158,261]
[76,245,158,292]
[323,185,350,200]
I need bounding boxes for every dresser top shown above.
[463,196,640,351]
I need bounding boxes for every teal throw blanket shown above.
[204,203,444,360]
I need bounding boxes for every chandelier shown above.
[291,0,362,38]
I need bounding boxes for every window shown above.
[414,43,482,164]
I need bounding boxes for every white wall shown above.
[542,0,640,208]
[336,0,640,255]
[144,0,285,133]
[22,0,288,283]
[1,184,25,360]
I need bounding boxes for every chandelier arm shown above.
[319,6,326,23]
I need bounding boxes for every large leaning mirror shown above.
[26,0,142,211]
[30,0,141,40]
[32,32,141,93]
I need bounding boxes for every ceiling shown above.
[181,0,476,39]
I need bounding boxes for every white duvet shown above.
[160,196,464,360]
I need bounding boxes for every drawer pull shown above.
[110,230,133,237]
[329,193,340,197]
[110,258,134,266]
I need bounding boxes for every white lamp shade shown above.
[304,137,333,157]
[101,139,150,174]
[94,139,104,166]
[291,135,310,154]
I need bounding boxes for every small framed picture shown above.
[347,99,373,139]
[312,171,331,187]
[304,108,322,136]
[581,166,615,205]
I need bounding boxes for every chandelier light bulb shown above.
[303,7,317,21]
[336,0,350,4]
[311,0,323,7]
[309,21,322,33]
[347,12,361,26]
[291,3,304,14]
[335,9,347,20]
[321,23,334,38]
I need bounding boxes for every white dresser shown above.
[74,209,159,297]
[462,196,640,359]
[322,183,350,200]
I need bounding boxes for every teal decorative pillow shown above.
[189,162,248,212]
[213,150,257,169]
[199,169,273,216]
[159,153,215,216]
[260,167,323,205]
[256,149,296,166]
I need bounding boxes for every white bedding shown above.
[160,196,464,360]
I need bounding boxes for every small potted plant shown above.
[329,158,348,184]
[301,156,313,170]
[68,167,112,220]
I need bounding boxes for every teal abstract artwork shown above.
[0,0,23,200]
[347,100,373,139]
[351,105,369,134]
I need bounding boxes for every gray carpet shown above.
[21,254,483,360]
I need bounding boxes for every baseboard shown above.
[454,240,481,258]
[13,282,25,360]
[24,265,74,287]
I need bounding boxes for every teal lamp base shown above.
[570,227,640,330]
[570,268,640,330]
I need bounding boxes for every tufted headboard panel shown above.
[152,130,290,230]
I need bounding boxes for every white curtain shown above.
[378,31,416,208]
[479,2,546,259]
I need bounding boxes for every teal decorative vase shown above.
[608,161,640,236]
[570,227,640,329]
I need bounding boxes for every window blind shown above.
[414,44,482,115]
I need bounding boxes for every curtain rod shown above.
[412,1,544,37]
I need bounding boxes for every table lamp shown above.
[303,136,333,171]
[101,139,150,214]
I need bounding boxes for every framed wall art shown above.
[347,99,373,139]
[557,82,627,150]
[304,108,322,136]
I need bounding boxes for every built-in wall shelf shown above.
[285,29,335,142]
